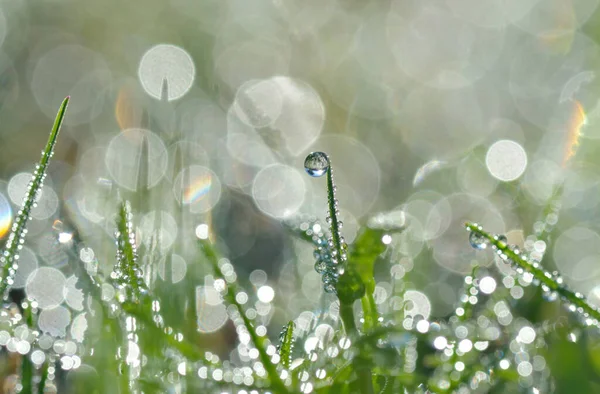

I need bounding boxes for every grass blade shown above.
[0,97,69,298]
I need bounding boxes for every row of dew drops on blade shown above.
[302,152,347,294]
[467,216,600,329]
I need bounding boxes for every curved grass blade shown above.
[0,97,69,298]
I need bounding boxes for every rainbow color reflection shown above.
[0,193,12,239]
[562,100,586,167]
[182,174,212,204]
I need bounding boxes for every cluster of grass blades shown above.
[1,98,600,393]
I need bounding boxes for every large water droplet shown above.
[469,232,488,250]
[304,152,330,177]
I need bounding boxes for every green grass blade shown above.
[466,222,600,324]
[113,201,147,302]
[0,97,69,298]
[198,239,288,393]
[277,321,295,369]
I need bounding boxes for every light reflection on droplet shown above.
[138,44,195,101]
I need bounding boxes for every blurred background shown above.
[2,0,600,391]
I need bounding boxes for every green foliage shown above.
[3,99,600,394]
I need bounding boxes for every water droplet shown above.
[304,152,330,177]
[314,261,327,274]
[469,232,488,250]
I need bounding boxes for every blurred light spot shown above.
[12,247,38,289]
[31,350,46,366]
[433,336,447,349]
[215,41,290,91]
[38,306,71,337]
[63,276,84,311]
[25,267,66,309]
[388,3,504,89]
[306,135,380,216]
[252,164,305,219]
[195,224,209,240]
[560,71,595,103]
[196,286,228,333]
[105,129,168,191]
[479,277,497,294]
[0,191,11,238]
[486,140,527,181]
[173,166,222,213]
[445,0,539,28]
[8,173,58,220]
[138,44,195,101]
[31,45,111,125]
[315,324,334,343]
[413,160,446,187]
[514,0,599,36]
[158,254,187,284]
[250,270,268,286]
[518,326,536,344]
[430,193,505,273]
[416,320,429,333]
[233,79,283,128]
[257,285,275,303]
[71,313,88,343]
[101,283,115,302]
[499,359,510,369]
[227,77,324,164]
[510,33,600,129]
[562,100,586,167]
[517,361,533,377]
[553,226,600,281]
[403,290,431,320]
[140,211,178,252]
[458,339,473,353]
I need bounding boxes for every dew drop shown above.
[304,152,330,177]
[469,232,488,250]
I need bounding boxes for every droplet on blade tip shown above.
[304,152,330,177]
